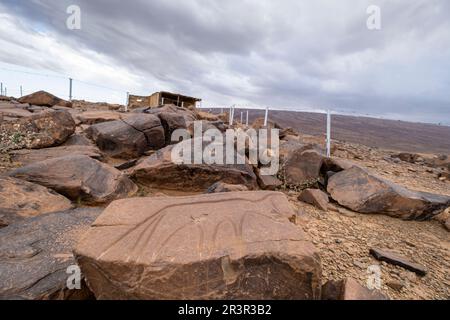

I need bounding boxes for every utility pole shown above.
[20,85,23,97]
[246,110,249,126]
[240,111,243,124]
[69,78,73,101]
[326,110,331,158]
[1,82,3,96]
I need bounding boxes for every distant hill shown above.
[224,109,450,154]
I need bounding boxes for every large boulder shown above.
[9,145,103,165]
[327,166,450,220]
[8,155,138,204]
[18,91,72,108]
[0,177,73,227]
[75,111,124,125]
[0,208,101,300]
[129,138,258,191]
[282,148,324,186]
[86,114,165,159]
[144,104,197,123]
[0,110,75,151]
[158,112,187,145]
[75,191,321,299]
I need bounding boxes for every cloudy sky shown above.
[0,0,449,124]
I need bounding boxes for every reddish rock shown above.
[9,145,102,165]
[0,208,101,300]
[75,191,321,299]
[18,91,72,108]
[129,138,258,191]
[283,149,324,186]
[0,177,73,227]
[256,169,282,190]
[206,182,249,193]
[322,278,388,300]
[158,112,187,145]
[86,114,165,159]
[76,111,124,125]
[9,155,137,204]
[298,189,329,211]
[327,166,450,220]
[369,248,427,276]
[0,110,76,150]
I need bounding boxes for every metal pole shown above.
[1,82,3,96]
[229,106,233,125]
[125,92,129,112]
[246,110,249,126]
[20,85,23,97]
[264,107,269,126]
[240,111,243,124]
[326,110,331,158]
[4,87,6,96]
[69,78,73,101]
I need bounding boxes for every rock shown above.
[196,111,219,122]
[438,171,450,181]
[386,280,404,292]
[62,134,94,147]
[9,155,138,204]
[9,145,103,165]
[327,166,450,220]
[282,148,324,185]
[445,218,450,231]
[129,138,258,191]
[322,278,388,300]
[74,191,321,299]
[157,112,187,145]
[0,177,73,227]
[322,157,359,173]
[337,207,357,218]
[76,111,124,125]
[369,248,427,276]
[86,114,165,159]
[144,104,197,123]
[0,110,76,151]
[394,152,421,164]
[252,118,282,130]
[206,182,249,193]
[18,91,72,108]
[0,108,33,119]
[256,173,282,190]
[298,189,329,211]
[0,208,101,300]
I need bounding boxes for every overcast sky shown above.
[0,0,449,124]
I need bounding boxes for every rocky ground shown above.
[0,91,449,300]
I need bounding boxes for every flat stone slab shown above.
[75,191,321,300]
[369,247,427,276]
[0,208,101,300]
[0,177,73,227]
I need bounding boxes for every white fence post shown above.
[69,78,73,101]
[326,109,331,158]
[264,107,269,126]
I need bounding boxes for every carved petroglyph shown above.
[75,191,322,299]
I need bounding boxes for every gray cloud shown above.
[1,0,449,124]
